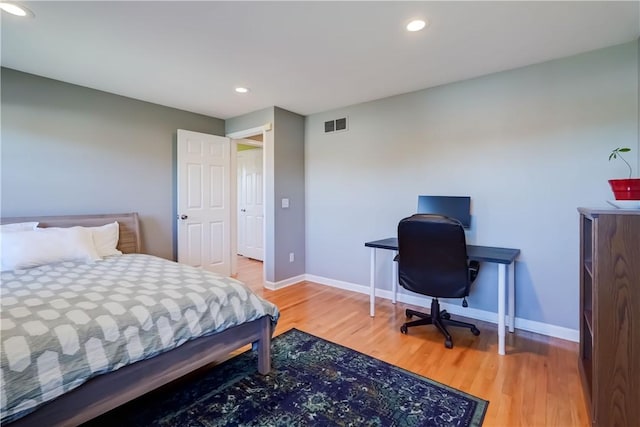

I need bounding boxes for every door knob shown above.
[179,214,188,220]
[240,209,246,212]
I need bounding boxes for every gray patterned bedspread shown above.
[0,254,280,424]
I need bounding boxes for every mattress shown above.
[0,254,280,423]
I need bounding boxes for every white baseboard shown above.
[303,274,579,342]
[264,274,306,290]
[304,274,366,294]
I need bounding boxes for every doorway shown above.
[236,136,264,262]
[227,124,272,285]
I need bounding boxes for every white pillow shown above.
[0,222,39,232]
[1,226,101,271]
[89,222,122,257]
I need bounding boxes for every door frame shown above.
[227,124,272,282]
[235,139,263,261]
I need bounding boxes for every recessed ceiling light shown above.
[0,2,34,17]
[406,19,427,32]
[235,87,249,94]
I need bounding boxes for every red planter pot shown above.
[608,178,640,200]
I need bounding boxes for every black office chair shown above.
[397,214,480,349]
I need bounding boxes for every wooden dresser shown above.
[577,207,640,427]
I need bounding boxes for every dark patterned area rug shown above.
[86,329,488,427]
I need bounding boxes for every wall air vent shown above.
[324,120,335,133]
[324,117,348,133]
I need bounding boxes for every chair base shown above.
[400,298,480,348]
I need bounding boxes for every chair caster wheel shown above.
[400,325,408,334]
[471,327,480,336]
[441,312,451,320]
[405,309,413,319]
[445,340,453,349]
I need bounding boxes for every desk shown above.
[365,237,520,355]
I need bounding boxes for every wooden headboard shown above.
[1,213,141,254]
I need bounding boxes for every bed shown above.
[0,213,279,427]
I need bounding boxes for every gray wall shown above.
[225,107,274,135]
[226,106,306,282]
[304,41,639,331]
[273,107,305,281]
[1,68,225,260]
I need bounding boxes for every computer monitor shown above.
[416,195,471,228]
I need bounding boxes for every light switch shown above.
[281,198,289,208]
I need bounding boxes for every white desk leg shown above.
[391,250,398,304]
[370,247,376,317]
[498,263,506,355]
[508,261,515,333]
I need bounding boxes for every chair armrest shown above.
[468,260,480,283]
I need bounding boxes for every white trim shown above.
[303,274,579,342]
[264,274,306,290]
[511,315,579,342]
[305,274,365,294]
[230,141,238,276]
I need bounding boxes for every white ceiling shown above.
[2,1,639,119]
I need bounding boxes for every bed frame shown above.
[1,213,272,427]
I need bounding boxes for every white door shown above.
[177,129,231,276]
[237,147,264,261]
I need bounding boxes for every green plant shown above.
[609,147,632,179]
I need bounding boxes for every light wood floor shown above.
[234,256,590,427]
